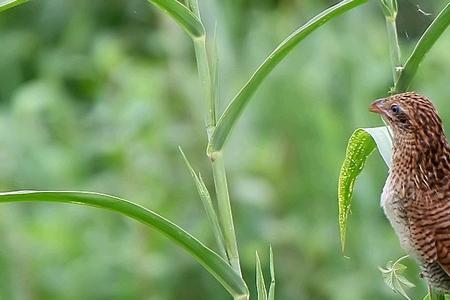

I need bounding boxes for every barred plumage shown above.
[370,92,450,293]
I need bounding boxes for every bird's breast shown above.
[381,173,415,255]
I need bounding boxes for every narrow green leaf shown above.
[268,246,276,300]
[256,252,268,300]
[208,0,368,154]
[0,190,248,298]
[394,3,450,92]
[0,0,28,12]
[179,146,227,259]
[147,0,205,38]
[338,127,393,252]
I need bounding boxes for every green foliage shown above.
[255,252,267,300]
[338,127,392,252]
[1,0,450,299]
[268,247,275,300]
[0,190,249,298]
[379,256,415,300]
[255,248,275,300]
[179,146,227,258]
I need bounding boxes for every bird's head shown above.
[369,92,444,138]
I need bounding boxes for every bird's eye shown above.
[391,105,400,114]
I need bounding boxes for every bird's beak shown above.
[369,98,386,114]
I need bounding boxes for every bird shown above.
[370,92,450,293]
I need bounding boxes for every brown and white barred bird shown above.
[370,92,450,293]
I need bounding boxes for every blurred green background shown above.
[0,0,450,299]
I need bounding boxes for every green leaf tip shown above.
[338,127,394,253]
[256,252,268,300]
[178,146,228,259]
[268,246,275,300]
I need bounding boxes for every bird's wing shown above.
[408,201,437,263]
[424,200,450,275]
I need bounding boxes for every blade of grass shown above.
[338,127,392,252]
[0,190,248,298]
[268,246,275,300]
[147,0,205,38]
[179,146,227,259]
[256,252,268,300]
[0,0,28,12]
[207,0,368,154]
[394,3,450,92]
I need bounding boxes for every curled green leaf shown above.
[338,127,392,252]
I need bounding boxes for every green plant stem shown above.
[385,15,401,84]
[188,0,216,137]
[0,190,249,298]
[188,0,244,288]
[379,0,401,85]
[394,2,450,93]
[211,152,242,276]
[193,36,216,137]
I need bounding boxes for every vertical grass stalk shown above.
[188,0,243,280]
[211,151,242,276]
[188,0,216,137]
[193,36,216,137]
[380,0,401,86]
